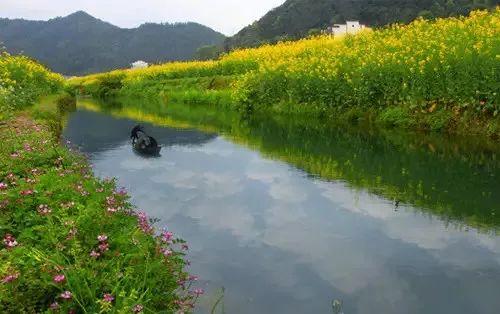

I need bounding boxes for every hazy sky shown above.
[0,0,286,35]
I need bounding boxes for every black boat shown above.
[130,125,161,156]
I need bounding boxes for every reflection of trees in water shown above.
[71,99,500,231]
[240,114,500,231]
[63,109,217,154]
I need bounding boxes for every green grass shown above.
[0,105,200,312]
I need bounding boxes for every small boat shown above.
[130,125,161,156]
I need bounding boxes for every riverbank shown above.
[70,8,500,138]
[0,52,201,311]
[0,110,201,312]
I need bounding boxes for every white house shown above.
[327,21,367,36]
[131,60,148,69]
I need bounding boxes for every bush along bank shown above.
[70,8,500,138]
[0,114,202,312]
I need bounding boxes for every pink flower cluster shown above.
[90,234,110,258]
[0,182,8,190]
[60,291,72,300]
[136,212,153,234]
[105,196,121,213]
[3,234,18,248]
[20,189,34,196]
[191,288,204,297]
[53,274,65,284]
[103,293,114,303]
[38,204,52,215]
[115,187,127,196]
[161,230,174,243]
[1,272,19,283]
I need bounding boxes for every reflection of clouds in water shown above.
[269,179,308,203]
[317,180,395,220]
[89,135,500,314]
[315,179,500,268]
[246,157,289,184]
[186,202,257,243]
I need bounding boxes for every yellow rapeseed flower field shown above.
[71,8,499,128]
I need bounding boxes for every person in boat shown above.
[130,125,160,154]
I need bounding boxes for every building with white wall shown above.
[326,21,367,36]
[131,60,148,69]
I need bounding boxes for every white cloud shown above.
[0,0,286,35]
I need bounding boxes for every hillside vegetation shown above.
[226,0,499,49]
[0,11,225,75]
[70,9,500,137]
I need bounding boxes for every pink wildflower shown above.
[24,144,32,152]
[97,234,108,242]
[1,273,19,283]
[0,182,7,190]
[107,207,118,213]
[105,196,116,206]
[182,244,189,251]
[161,231,174,243]
[132,304,144,313]
[98,242,109,252]
[136,212,153,234]
[3,234,18,248]
[96,187,104,193]
[10,152,19,158]
[161,248,173,257]
[60,291,72,300]
[20,189,34,196]
[191,288,204,297]
[103,293,114,303]
[188,275,199,281]
[116,187,127,196]
[90,250,101,258]
[53,274,65,284]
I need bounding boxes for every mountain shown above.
[225,0,498,49]
[0,11,226,75]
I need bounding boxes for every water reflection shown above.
[63,104,500,314]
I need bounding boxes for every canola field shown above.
[0,53,63,119]
[70,8,500,135]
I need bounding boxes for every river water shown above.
[63,100,500,314]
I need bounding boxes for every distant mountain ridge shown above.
[225,0,498,49]
[0,11,226,75]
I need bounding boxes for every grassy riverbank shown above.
[1,54,200,312]
[70,8,500,137]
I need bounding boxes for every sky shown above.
[0,0,286,35]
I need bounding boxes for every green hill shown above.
[0,11,226,75]
[225,0,498,49]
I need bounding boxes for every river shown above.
[62,99,500,314]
